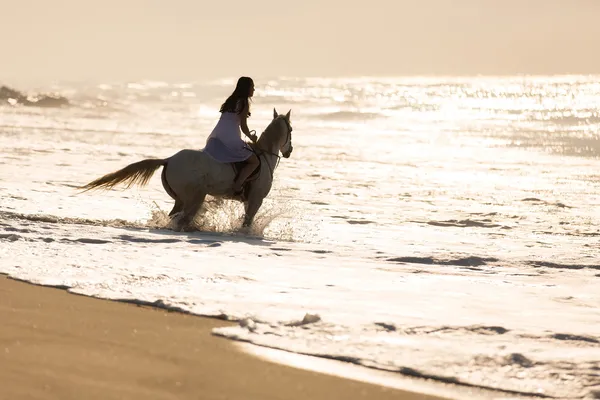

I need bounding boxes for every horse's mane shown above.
[257,115,287,147]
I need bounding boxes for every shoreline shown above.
[0,274,451,400]
[239,344,517,400]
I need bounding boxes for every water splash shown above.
[144,196,303,242]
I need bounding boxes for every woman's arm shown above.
[239,103,257,142]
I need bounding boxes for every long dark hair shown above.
[219,76,253,117]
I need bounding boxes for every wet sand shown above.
[0,275,446,400]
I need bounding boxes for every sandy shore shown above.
[0,275,447,400]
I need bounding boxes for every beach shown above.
[0,275,449,400]
[3,0,600,397]
[1,76,599,399]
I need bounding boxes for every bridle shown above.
[249,118,293,179]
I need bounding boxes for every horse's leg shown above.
[161,161,184,217]
[243,195,263,228]
[168,199,183,216]
[178,192,207,231]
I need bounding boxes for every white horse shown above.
[81,108,293,229]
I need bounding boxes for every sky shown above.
[2,0,600,84]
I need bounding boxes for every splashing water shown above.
[145,196,300,241]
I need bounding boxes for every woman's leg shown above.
[233,153,259,192]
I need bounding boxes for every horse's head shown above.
[273,108,293,158]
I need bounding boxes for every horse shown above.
[80,108,293,230]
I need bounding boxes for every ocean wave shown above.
[0,197,294,243]
[214,319,600,399]
[528,111,600,125]
[386,255,498,267]
[0,210,150,231]
[527,260,600,271]
[411,217,511,229]
[0,85,69,108]
[504,134,600,158]
[425,219,506,228]
[0,124,193,140]
[312,111,387,121]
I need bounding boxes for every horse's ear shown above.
[273,108,278,118]
[285,109,291,120]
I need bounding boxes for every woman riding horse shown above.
[79,76,294,229]
[204,77,259,195]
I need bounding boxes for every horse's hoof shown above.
[180,221,197,232]
[174,225,185,232]
[174,219,191,232]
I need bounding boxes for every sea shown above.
[1,76,599,399]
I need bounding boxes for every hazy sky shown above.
[2,0,600,83]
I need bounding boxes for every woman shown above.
[204,76,259,194]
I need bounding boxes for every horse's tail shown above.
[79,158,167,192]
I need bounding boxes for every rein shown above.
[248,130,280,179]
